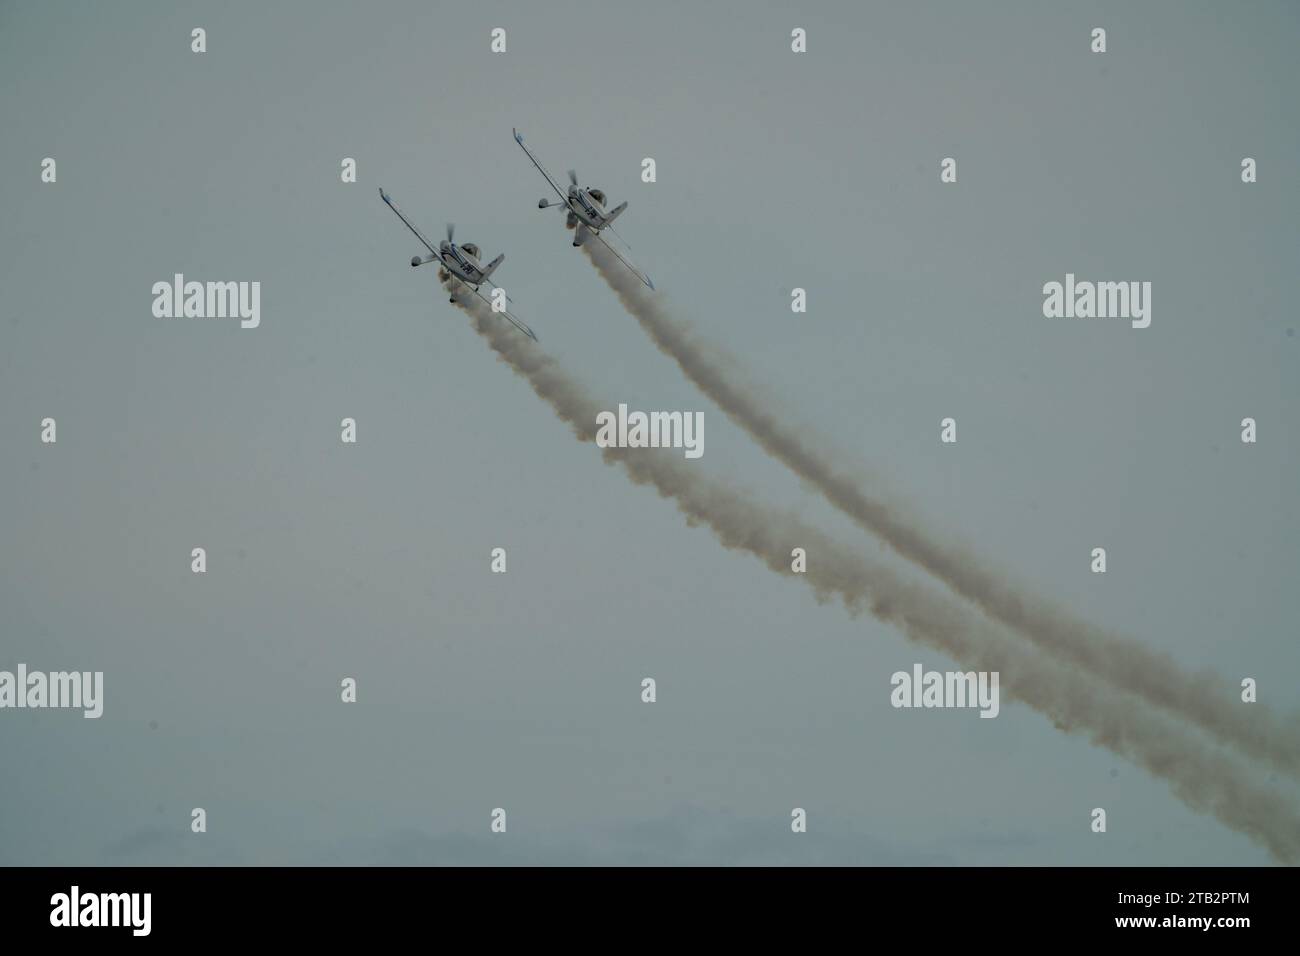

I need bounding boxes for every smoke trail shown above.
[442,276,1300,862]
[578,238,1300,778]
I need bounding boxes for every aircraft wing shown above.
[470,284,539,342]
[378,187,440,257]
[593,230,655,290]
[512,129,569,206]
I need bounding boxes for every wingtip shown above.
[513,128,523,143]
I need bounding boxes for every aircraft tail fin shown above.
[605,201,628,224]
[482,253,505,279]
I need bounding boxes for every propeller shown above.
[446,222,455,244]
[567,169,578,187]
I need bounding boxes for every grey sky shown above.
[1,1,1297,865]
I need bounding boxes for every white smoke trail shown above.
[441,275,1300,862]
[579,238,1300,779]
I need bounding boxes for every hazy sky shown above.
[1,0,1297,865]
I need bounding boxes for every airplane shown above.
[378,187,538,342]
[512,128,654,290]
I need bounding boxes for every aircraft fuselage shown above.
[567,186,609,230]
[439,241,485,286]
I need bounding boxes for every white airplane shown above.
[512,128,654,290]
[379,187,538,341]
